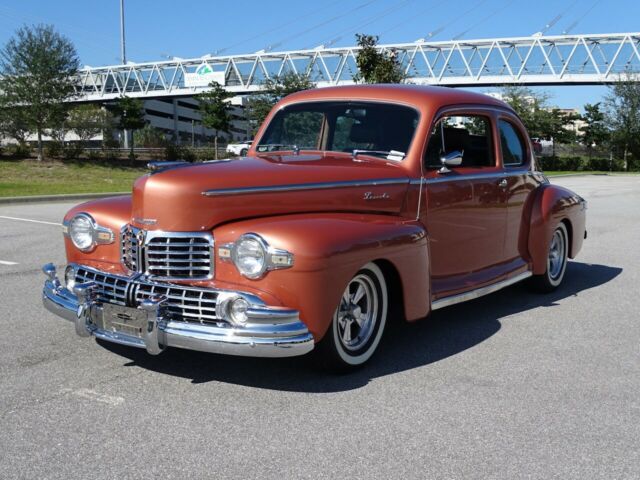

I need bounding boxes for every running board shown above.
[431,271,533,310]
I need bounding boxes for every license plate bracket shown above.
[94,304,147,339]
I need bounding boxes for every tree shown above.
[0,101,30,146]
[68,104,112,148]
[603,75,640,171]
[0,24,79,161]
[245,72,314,135]
[197,81,234,159]
[499,86,578,150]
[579,103,609,155]
[111,96,147,161]
[354,34,405,84]
[134,124,168,148]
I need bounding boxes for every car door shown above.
[421,109,508,298]
[497,114,538,273]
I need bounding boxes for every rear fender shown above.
[213,213,430,341]
[528,184,586,274]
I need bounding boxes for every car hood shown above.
[130,153,411,231]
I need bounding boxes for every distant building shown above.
[141,95,250,145]
[1,96,251,146]
[555,108,586,137]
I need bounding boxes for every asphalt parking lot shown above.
[0,175,638,479]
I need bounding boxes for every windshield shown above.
[256,101,419,159]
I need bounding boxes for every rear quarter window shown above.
[499,119,526,166]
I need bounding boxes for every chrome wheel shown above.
[336,274,379,351]
[318,262,388,369]
[548,228,567,281]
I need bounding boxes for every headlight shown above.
[233,234,267,279]
[69,214,95,251]
[220,233,294,279]
[63,213,114,252]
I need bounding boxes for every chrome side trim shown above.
[432,271,532,310]
[408,169,536,185]
[202,177,409,197]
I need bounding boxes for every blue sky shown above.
[0,0,638,109]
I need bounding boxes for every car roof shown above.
[279,84,512,113]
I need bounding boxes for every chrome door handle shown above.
[498,179,508,188]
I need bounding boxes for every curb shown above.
[0,192,128,205]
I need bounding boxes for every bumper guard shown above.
[42,264,314,358]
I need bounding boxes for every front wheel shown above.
[240,148,248,156]
[530,223,569,292]
[315,262,388,371]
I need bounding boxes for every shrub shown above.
[13,143,32,158]
[164,144,196,162]
[63,143,84,160]
[87,150,102,161]
[45,141,64,158]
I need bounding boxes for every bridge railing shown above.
[71,32,640,102]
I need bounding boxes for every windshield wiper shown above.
[352,149,405,161]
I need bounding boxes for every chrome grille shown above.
[145,235,213,280]
[121,225,141,272]
[74,265,225,325]
[120,225,214,280]
[135,282,222,326]
[75,267,128,306]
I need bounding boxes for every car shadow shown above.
[98,262,622,392]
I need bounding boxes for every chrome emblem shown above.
[133,217,157,226]
[364,191,390,201]
[115,312,133,322]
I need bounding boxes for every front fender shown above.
[528,184,586,274]
[63,195,132,271]
[213,213,430,341]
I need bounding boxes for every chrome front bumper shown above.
[42,264,314,358]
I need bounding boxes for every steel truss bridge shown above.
[74,32,640,101]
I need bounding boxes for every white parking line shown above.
[60,388,125,406]
[0,215,60,226]
[0,260,18,265]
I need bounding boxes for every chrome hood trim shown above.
[202,177,409,197]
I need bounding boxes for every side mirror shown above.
[439,150,463,173]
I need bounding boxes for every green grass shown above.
[0,159,147,197]
[1,159,637,198]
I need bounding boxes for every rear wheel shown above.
[530,223,569,292]
[315,262,388,371]
[240,148,248,156]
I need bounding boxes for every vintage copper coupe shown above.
[42,85,587,369]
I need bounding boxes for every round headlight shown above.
[234,235,267,278]
[69,214,96,251]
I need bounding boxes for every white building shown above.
[2,96,251,147]
[141,95,250,145]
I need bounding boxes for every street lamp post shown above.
[120,0,126,65]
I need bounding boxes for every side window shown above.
[424,115,494,168]
[499,120,526,166]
